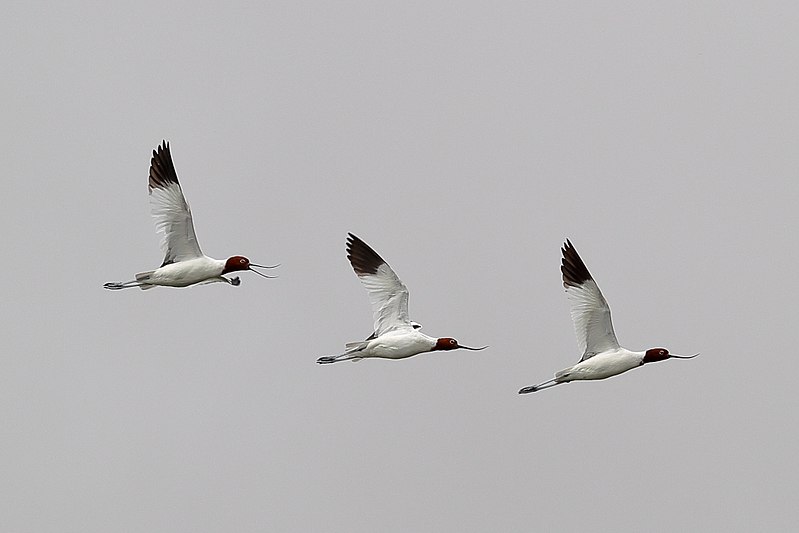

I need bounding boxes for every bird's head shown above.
[223,256,251,273]
[223,256,279,278]
[433,338,487,352]
[642,348,699,364]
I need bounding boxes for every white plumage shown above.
[519,240,697,393]
[104,141,277,290]
[317,233,486,364]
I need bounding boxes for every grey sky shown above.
[2,1,797,531]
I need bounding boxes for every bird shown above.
[518,240,698,393]
[104,141,277,290]
[317,233,486,363]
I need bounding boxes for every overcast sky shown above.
[2,1,797,531]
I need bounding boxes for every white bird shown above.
[317,233,486,363]
[519,240,698,393]
[104,141,277,290]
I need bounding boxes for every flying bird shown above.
[317,233,486,364]
[519,240,698,393]
[104,141,277,290]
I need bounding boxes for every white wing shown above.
[561,240,620,360]
[346,233,413,336]
[365,322,421,340]
[148,141,203,265]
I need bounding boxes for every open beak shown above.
[249,263,280,279]
[459,345,488,351]
[670,353,700,359]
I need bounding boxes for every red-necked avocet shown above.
[104,141,277,290]
[317,233,486,364]
[519,240,698,393]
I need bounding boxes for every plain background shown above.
[2,1,797,531]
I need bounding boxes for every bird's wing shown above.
[365,322,421,340]
[347,233,412,337]
[561,240,620,360]
[148,141,203,265]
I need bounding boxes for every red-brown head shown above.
[433,338,488,352]
[642,348,700,364]
[223,256,251,274]
[223,256,279,278]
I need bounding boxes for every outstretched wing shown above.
[347,233,412,337]
[148,141,203,265]
[561,240,620,361]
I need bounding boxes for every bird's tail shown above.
[344,341,369,353]
[103,271,155,290]
[135,271,156,290]
[317,341,369,364]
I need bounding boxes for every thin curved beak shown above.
[459,345,488,351]
[249,263,280,279]
[670,352,700,359]
[251,263,280,269]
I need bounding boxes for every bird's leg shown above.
[518,378,562,394]
[317,353,360,364]
[103,280,144,290]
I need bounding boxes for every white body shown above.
[554,347,644,382]
[347,329,437,361]
[147,256,227,287]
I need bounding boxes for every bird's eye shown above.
[240,259,246,264]
[450,339,457,345]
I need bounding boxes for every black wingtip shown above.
[346,233,386,276]
[561,239,593,288]
[148,140,180,191]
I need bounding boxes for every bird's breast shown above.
[572,350,642,380]
[151,257,224,286]
[367,332,434,359]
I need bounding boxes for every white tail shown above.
[345,341,369,353]
[135,271,156,290]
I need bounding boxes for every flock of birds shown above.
[105,141,699,394]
